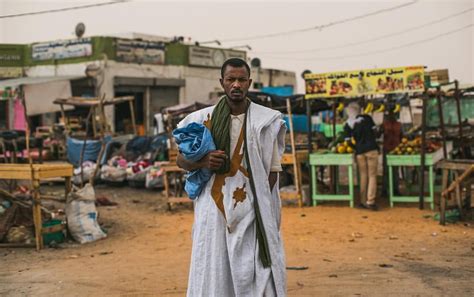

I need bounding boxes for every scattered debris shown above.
[323,258,332,262]
[389,235,398,240]
[379,264,394,268]
[96,196,118,206]
[286,266,309,270]
[431,232,438,237]
[351,232,363,238]
[394,253,423,261]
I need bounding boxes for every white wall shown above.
[251,68,297,91]
[23,60,297,131]
[182,66,221,103]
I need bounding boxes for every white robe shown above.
[178,102,287,297]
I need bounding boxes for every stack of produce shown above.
[328,133,355,154]
[390,137,441,155]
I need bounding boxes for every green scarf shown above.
[242,114,272,268]
[210,96,232,174]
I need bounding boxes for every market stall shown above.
[304,65,429,207]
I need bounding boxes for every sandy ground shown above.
[1,185,473,297]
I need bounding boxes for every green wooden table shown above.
[386,146,449,210]
[309,152,355,207]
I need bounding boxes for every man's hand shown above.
[200,150,227,170]
[177,150,227,172]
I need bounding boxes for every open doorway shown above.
[114,91,144,134]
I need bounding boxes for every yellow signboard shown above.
[304,66,425,99]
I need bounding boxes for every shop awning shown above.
[0,76,84,115]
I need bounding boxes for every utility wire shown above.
[0,0,130,19]
[252,7,474,55]
[261,23,473,61]
[202,0,418,44]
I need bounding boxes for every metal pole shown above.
[419,93,427,209]
[307,100,313,153]
[454,80,464,158]
[436,86,447,159]
[330,101,337,194]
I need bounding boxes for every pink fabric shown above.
[14,99,27,131]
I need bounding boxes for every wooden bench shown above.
[162,149,190,210]
[437,160,474,225]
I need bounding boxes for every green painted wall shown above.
[165,43,188,65]
[1,37,204,67]
[0,44,25,66]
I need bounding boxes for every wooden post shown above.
[436,86,447,159]
[454,80,464,158]
[21,87,43,250]
[100,96,109,133]
[92,108,97,138]
[286,99,303,207]
[65,176,72,202]
[79,107,95,187]
[90,95,108,186]
[129,98,137,135]
[306,99,313,206]
[32,179,43,250]
[59,103,70,136]
[419,93,427,209]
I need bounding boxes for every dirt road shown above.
[1,185,473,296]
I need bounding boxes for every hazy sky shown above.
[1,0,473,93]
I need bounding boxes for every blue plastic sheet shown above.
[172,123,216,199]
[67,136,112,167]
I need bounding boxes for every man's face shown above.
[220,65,252,102]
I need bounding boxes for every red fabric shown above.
[383,120,401,152]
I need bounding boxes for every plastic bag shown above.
[65,184,107,244]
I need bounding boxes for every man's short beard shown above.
[226,91,246,101]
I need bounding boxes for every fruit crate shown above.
[387,142,452,166]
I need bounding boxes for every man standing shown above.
[381,107,402,197]
[177,58,287,296]
[344,102,379,211]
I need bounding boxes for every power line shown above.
[252,7,474,55]
[261,23,473,62]
[202,0,418,44]
[0,0,130,19]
